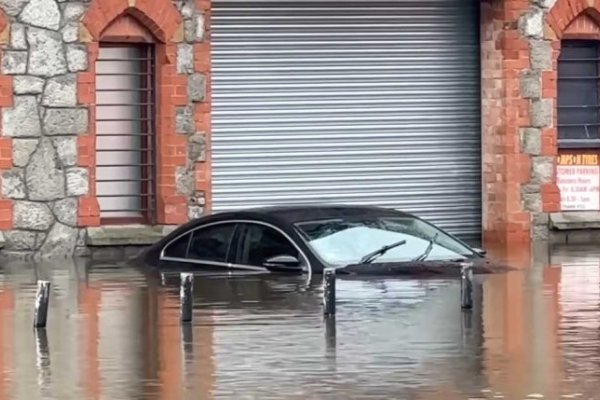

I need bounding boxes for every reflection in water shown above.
[0,245,599,398]
[34,329,50,397]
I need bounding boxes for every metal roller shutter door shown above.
[211,0,481,241]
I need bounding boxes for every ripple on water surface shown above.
[1,246,600,399]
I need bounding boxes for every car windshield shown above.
[295,215,476,266]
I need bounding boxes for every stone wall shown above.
[515,0,561,242]
[173,0,209,221]
[480,0,561,249]
[0,0,85,258]
[0,0,210,259]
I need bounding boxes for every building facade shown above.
[0,0,596,258]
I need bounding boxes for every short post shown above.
[323,268,336,316]
[460,263,473,310]
[33,280,51,329]
[180,273,194,323]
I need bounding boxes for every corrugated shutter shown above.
[211,0,481,241]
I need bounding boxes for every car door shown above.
[160,221,239,269]
[234,222,309,273]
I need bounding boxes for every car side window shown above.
[238,223,300,267]
[187,223,237,263]
[163,232,192,258]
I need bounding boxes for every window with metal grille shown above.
[95,44,157,224]
[558,40,600,148]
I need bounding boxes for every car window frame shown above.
[159,219,312,274]
[160,221,242,268]
[235,221,311,271]
[161,230,193,259]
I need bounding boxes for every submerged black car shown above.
[136,205,507,276]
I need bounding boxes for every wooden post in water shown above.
[33,281,51,328]
[180,273,194,323]
[460,263,473,310]
[323,268,336,316]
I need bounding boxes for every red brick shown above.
[78,135,95,167]
[162,134,186,147]
[164,213,187,225]
[0,137,11,150]
[0,75,13,107]
[171,95,188,106]
[194,43,211,72]
[158,185,176,197]
[0,10,6,33]
[204,11,212,32]
[78,72,95,85]
[0,199,12,230]
[506,154,532,184]
[541,129,558,156]
[196,0,210,11]
[195,167,211,189]
[77,82,94,104]
[160,164,177,175]
[78,216,101,227]
[542,183,561,212]
[79,196,99,213]
[162,155,187,166]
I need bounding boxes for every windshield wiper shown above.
[359,240,407,264]
[412,233,439,262]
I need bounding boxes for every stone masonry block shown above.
[520,70,541,99]
[531,99,552,128]
[531,156,554,184]
[519,8,543,39]
[530,40,552,71]
[520,127,542,155]
[188,73,205,102]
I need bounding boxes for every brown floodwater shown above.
[0,244,599,400]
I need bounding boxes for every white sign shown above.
[557,165,600,210]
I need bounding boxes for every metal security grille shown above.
[211,0,482,241]
[95,44,157,224]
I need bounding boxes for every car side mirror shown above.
[263,255,300,269]
[473,248,487,256]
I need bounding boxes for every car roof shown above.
[217,204,414,224]
[140,204,420,265]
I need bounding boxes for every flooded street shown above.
[1,245,600,399]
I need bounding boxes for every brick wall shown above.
[480,0,600,247]
[481,0,534,249]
